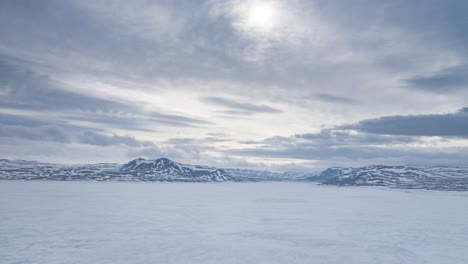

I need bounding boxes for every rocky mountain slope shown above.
[308,165,468,191]
[1,159,467,190]
[0,158,235,182]
[0,158,314,182]
[0,159,123,181]
[120,158,234,182]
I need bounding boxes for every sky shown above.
[0,0,467,171]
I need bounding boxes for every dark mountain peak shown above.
[154,157,178,167]
[120,158,234,182]
[122,158,146,170]
[156,157,172,162]
[122,157,179,171]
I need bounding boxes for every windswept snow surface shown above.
[1,182,467,264]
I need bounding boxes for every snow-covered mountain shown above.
[305,167,354,182]
[309,165,468,191]
[0,158,316,182]
[120,158,234,182]
[120,159,314,182]
[0,159,123,181]
[0,158,234,182]
[1,159,467,190]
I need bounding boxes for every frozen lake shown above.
[1,182,467,264]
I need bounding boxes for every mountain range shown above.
[308,165,468,191]
[1,158,467,191]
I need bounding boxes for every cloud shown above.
[293,129,419,146]
[202,96,282,115]
[0,113,157,148]
[309,93,359,104]
[0,55,211,130]
[0,117,155,147]
[166,136,230,145]
[237,128,419,149]
[75,0,187,42]
[229,144,468,168]
[0,125,70,143]
[229,128,468,168]
[149,112,212,127]
[404,65,468,93]
[0,113,57,127]
[0,113,92,137]
[64,110,210,132]
[0,0,468,168]
[126,144,210,163]
[0,55,133,112]
[340,108,468,138]
[78,131,155,147]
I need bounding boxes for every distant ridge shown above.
[1,159,467,190]
[306,165,468,191]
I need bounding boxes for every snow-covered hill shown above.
[120,159,316,182]
[0,158,316,182]
[1,159,467,190]
[310,165,468,191]
[0,159,124,181]
[120,158,234,182]
[0,158,234,182]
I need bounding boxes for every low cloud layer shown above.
[341,108,468,138]
[310,93,359,105]
[78,131,155,147]
[202,96,282,115]
[404,65,468,93]
[0,125,71,143]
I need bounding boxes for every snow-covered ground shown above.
[1,182,467,264]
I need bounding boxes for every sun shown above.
[241,1,280,33]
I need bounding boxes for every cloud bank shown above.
[0,0,467,170]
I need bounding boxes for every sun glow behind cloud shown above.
[209,0,289,42]
[210,0,320,61]
[241,1,280,33]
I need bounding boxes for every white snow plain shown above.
[1,182,467,264]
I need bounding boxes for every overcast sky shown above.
[1,0,467,170]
